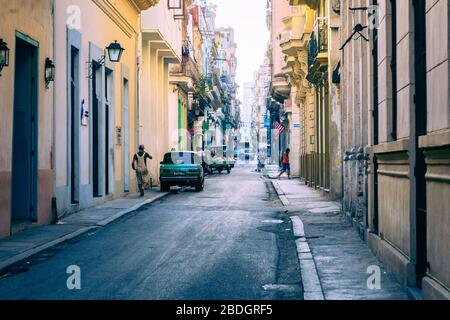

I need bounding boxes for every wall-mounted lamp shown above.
[106,40,125,63]
[0,39,10,77]
[339,24,369,51]
[87,40,125,79]
[45,58,56,88]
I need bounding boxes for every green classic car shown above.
[160,151,205,192]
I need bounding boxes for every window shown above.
[163,152,202,165]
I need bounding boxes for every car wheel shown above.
[161,183,170,192]
[218,168,223,174]
[227,168,231,174]
[195,180,204,192]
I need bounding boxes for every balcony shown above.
[271,74,291,100]
[280,13,312,56]
[282,65,294,78]
[285,55,296,68]
[282,55,295,77]
[169,57,200,91]
[141,4,182,57]
[306,17,328,84]
[210,85,223,111]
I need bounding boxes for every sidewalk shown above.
[271,178,409,300]
[0,190,169,272]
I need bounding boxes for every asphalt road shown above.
[0,163,302,300]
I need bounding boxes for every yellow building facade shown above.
[53,0,158,217]
[0,0,54,238]
[139,1,185,185]
[282,0,342,199]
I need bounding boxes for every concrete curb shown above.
[290,216,325,300]
[290,216,305,238]
[96,192,170,226]
[0,226,96,272]
[0,192,170,272]
[270,181,290,206]
[268,180,324,299]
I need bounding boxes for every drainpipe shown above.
[51,0,58,223]
[340,48,345,214]
[136,14,141,150]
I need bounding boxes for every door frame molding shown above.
[67,28,82,205]
[121,64,131,193]
[89,42,106,197]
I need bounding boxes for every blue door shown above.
[11,35,38,222]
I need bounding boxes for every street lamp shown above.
[106,40,125,63]
[87,40,125,79]
[0,39,10,77]
[45,58,55,88]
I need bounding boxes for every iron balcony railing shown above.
[307,30,317,69]
[307,17,328,70]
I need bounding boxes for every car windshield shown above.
[163,152,201,165]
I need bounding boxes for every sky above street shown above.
[212,0,270,101]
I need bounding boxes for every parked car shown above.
[160,151,205,192]
[205,145,232,174]
[227,156,236,168]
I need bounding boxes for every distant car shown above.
[205,145,232,174]
[160,151,205,192]
[227,156,236,168]
[206,155,231,174]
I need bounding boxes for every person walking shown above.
[278,148,291,180]
[132,145,153,197]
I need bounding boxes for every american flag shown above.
[275,122,285,136]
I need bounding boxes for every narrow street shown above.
[1,0,449,302]
[0,164,303,300]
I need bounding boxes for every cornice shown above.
[93,0,145,38]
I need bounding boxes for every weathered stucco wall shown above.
[0,0,54,238]
[54,0,140,214]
